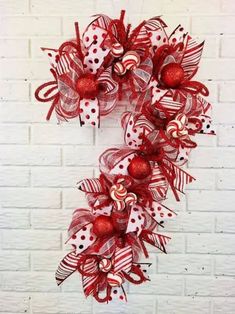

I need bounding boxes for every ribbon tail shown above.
[94,285,112,303]
[46,94,60,121]
[122,265,149,285]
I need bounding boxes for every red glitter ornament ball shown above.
[92,215,115,238]
[76,74,98,99]
[161,63,185,88]
[127,156,152,180]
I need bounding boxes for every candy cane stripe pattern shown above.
[36,10,214,304]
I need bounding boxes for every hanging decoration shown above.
[35,11,215,303]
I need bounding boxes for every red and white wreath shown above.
[35,11,215,303]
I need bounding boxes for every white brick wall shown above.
[0,0,234,313]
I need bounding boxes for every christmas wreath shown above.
[35,11,215,303]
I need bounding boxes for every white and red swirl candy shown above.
[166,113,188,138]
[99,258,112,272]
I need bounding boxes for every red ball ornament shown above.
[76,74,98,99]
[92,215,115,237]
[161,63,185,88]
[127,156,152,180]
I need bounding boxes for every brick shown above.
[164,212,213,233]
[0,145,61,166]
[64,146,100,166]
[62,188,87,209]
[0,39,29,58]
[186,168,216,190]
[0,167,30,187]
[0,82,29,101]
[221,37,235,57]
[220,82,235,102]
[0,102,45,123]
[32,124,93,145]
[215,256,235,276]
[94,294,155,314]
[32,167,93,187]
[204,81,218,102]
[0,188,61,208]
[194,133,217,147]
[192,16,235,35]
[94,0,119,16]
[202,37,218,58]
[187,190,235,212]
[0,59,50,80]
[32,293,92,313]
[163,0,220,13]
[162,192,186,212]
[221,0,235,12]
[188,148,235,168]
[0,0,29,14]
[0,124,29,144]
[216,214,235,233]
[198,59,235,80]
[157,297,211,314]
[142,0,163,13]
[217,169,235,190]
[213,103,235,124]
[0,293,29,313]
[2,230,61,250]
[31,210,71,229]
[0,209,30,229]
[96,127,123,145]
[187,234,235,254]
[218,125,235,146]
[186,277,235,296]
[129,274,183,295]
[0,17,61,36]
[32,251,67,271]
[1,272,58,292]
[158,254,212,275]
[0,251,29,271]
[213,299,235,314]
[31,0,95,15]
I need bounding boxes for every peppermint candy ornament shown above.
[122,51,141,71]
[111,43,124,58]
[166,113,188,138]
[110,184,127,201]
[99,258,112,272]
[125,192,137,206]
[114,61,126,75]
